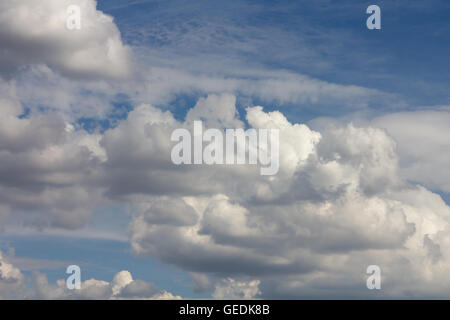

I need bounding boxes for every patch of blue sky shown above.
[18,105,31,119]
[75,94,134,133]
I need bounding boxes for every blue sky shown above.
[1,0,450,299]
[100,0,450,108]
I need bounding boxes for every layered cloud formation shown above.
[0,0,450,299]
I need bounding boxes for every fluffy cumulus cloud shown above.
[0,0,131,79]
[0,80,105,230]
[0,251,27,299]
[104,94,450,298]
[31,269,181,300]
[0,251,180,300]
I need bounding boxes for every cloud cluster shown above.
[2,85,450,298]
[0,80,105,230]
[1,0,450,299]
[108,94,450,298]
[0,251,180,300]
[0,251,27,299]
[31,269,181,300]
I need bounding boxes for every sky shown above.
[0,0,450,299]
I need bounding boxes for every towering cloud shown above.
[98,94,450,298]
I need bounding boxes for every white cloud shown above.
[186,93,244,129]
[0,251,27,299]
[2,86,450,297]
[0,251,180,300]
[372,108,450,193]
[212,278,261,300]
[0,80,105,230]
[0,252,23,282]
[33,270,181,300]
[112,96,450,298]
[0,0,131,79]
[136,66,398,111]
